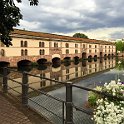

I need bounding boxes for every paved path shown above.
[0,93,32,124]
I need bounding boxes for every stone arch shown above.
[37,58,47,64]
[64,57,71,62]
[74,56,79,61]
[17,59,32,67]
[0,61,10,67]
[88,55,92,62]
[52,57,61,64]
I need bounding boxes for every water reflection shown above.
[3,58,117,96]
[37,64,47,70]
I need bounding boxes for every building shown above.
[0,29,116,67]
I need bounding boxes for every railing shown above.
[0,67,123,124]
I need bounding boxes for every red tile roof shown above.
[12,29,115,45]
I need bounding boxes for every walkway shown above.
[0,92,51,124]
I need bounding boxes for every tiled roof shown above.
[12,29,115,45]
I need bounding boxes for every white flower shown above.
[92,80,124,124]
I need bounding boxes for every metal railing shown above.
[0,67,123,124]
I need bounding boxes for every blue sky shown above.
[15,0,124,41]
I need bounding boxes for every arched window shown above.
[39,42,45,47]
[41,42,45,47]
[1,49,5,56]
[54,42,58,47]
[21,40,23,47]
[39,42,41,47]
[21,49,24,56]
[24,41,27,47]
[75,44,78,48]
[65,43,69,48]
[40,49,45,55]
[25,49,28,56]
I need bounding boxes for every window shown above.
[83,44,85,48]
[66,75,69,80]
[39,42,41,47]
[66,49,69,54]
[89,50,92,53]
[21,40,23,47]
[95,45,97,48]
[105,46,107,49]
[65,43,69,48]
[40,49,45,55]
[24,41,27,47]
[75,67,78,72]
[89,45,91,48]
[75,44,78,48]
[24,49,27,55]
[95,64,97,68]
[1,49,5,56]
[89,65,92,68]
[75,50,78,53]
[66,69,69,74]
[40,73,45,79]
[21,49,24,56]
[54,42,58,47]
[75,73,78,77]
[40,81,46,87]
[39,42,45,47]
[21,49,28,56]
[41,42,45,47]
[95,49,97,53]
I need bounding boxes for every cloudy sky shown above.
[15,0,124,41]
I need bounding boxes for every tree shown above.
[115,40,124,52]
[0,0,39,47]
[73,33,89,39]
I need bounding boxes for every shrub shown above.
[88,80,124,124]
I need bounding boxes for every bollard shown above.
[22,71,29,106]
[65,82,73,124]
[3,67,8,93]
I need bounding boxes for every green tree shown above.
[0,0,38,47]
[115,40,124,52]
[73,33,89,39]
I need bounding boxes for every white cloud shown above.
[18,20,41,31]
[14,0,124,40]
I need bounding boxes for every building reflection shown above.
[6,58,116,96]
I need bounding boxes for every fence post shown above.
[22,71,29,106]
[3,67,8,93]
[65,82,73,124]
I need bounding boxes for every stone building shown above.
[0,29,116,67]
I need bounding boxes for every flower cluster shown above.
[89,80,124,124]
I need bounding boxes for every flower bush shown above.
[88,80,124,124]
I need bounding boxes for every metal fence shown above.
[0,67,123,124]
